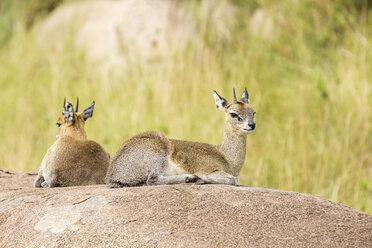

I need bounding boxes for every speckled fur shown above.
[34,100,110,188]
[106,89,256,187]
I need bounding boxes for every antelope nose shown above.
[248,120,256,129]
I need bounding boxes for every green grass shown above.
[0,0,371,213]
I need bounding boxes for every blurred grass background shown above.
[0,0,371,213]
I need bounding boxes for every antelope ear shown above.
[240,87,249,104]
[213,90,229,110]
[62,100,75,122]
[83,101,95,121]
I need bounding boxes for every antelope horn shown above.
[62,97,66,114]
[233,88,237,104]
[75,97,79,112]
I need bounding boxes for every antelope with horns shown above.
[106,88,256,187]
[34,98,110,188]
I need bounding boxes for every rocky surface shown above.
[0,169,371,248]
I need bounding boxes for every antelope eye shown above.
[56,122,61,127]
[230,113,243,122]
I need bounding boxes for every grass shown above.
[0,0,371,213]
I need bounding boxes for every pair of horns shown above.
[63,97,79,113]
[233,87,249,104]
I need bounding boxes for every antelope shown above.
[34,98,110,188]
[106,88,256,187]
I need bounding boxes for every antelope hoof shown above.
[185,175,200,183]
[107,181,128,188]
[146,171,160,185]
[41,181,50,188]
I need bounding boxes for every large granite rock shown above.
[35,0,198,65]
[0,169,371,247]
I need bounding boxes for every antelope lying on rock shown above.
[106,88,256,187]
[34,98,110,188]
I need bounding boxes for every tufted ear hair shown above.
[83,101,95,121]
[240,87,249,104]
[213,90,229,110]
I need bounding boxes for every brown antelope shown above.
[34,98,110,188]
[106,88,256,187]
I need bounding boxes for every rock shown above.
[249,8,280,40]
[200,0,238,42]
[0,168,371,248]
[35,0,198,66]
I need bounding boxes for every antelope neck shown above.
[219,122,247,177]
[61,126,87,140]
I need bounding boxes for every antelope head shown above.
[56,97,95,139]
[213,88,256,134]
